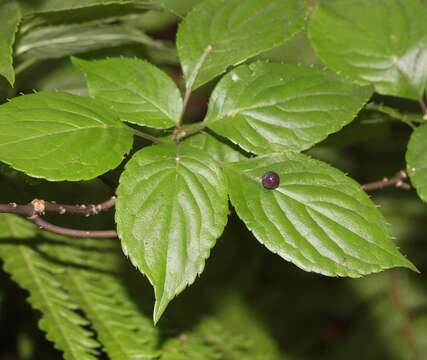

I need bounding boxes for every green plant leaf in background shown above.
[74,57,182,129]
[225,152,416,277]
[116,144,229,323]
[0,92,133,181]
[0,1,21,86]
[16,0,154,15]
[0,215,100,360]
[177,0,307,90]
[204,62,372,155]
[16,23,172,62]
[308,0,427,100]
[406,124,427,203]
[161,293,283,360]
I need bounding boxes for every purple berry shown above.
[261,171,280,189]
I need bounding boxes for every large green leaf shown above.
[0,1,20,86]
[176,0,307,90]
[0,215,100,360]
[308,0,427,100]
[116,144,228,323]
[406,124,427,202]
[16,23,170,62]
[224,152,415,277]
[0,92,133,181]
[204,62,371,154]
[73,58,182,129]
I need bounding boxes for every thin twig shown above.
[177,44,213,128]
[0,197,117,238]
[362,170,411,192]
[30,216,117,238]
[44,197,116,216]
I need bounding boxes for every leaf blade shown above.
[0,1,20,85]
[116,144,228,322]
[0,92,133,181]
[406,124,427,202]
[73,57,182,129]
[225,152,415,277]
[205,62,372,154]
[308,0,427,100]
[177,0,307,89]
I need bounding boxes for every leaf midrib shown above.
[0,124,124,148]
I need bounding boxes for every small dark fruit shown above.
[261,171,280,189]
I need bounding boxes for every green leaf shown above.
[308,0,427,100]
[183,132,246,163]
[224,152,416,277]
[116,144,228,322]
[33,60,89,95]
[0,92,133,181]
[16,23,170,62]
[406,124,427,202]
[0,215,99,360]
[73,57,182,129]
[204,62,372,154]
[176,0,307,90]
[17,0,154,14]
[0,1,20,86]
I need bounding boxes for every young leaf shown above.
[308,0,427,100]
[224,152,416,277]
[0,1,20,86]
[0,215,100,360]
[183,132,246,163]
[204,62,371,155]
[116,144,228,322]
[0,92,133,181]
[406,124,427,202]
[176,0,307,89]
[73,58,182,129]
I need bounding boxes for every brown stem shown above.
[30,216,117,238]
[0,197,117,238]
[362,170,411,192]
[44,197,116,216]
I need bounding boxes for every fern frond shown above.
[48,236,160,360]
[0,214,100,360]
[161,293,283,360]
